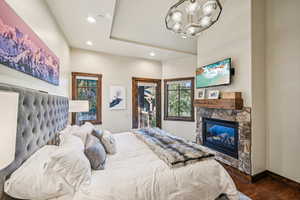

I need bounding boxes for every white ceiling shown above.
[46,0,197,61]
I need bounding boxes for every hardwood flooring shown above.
[229,172,300,200]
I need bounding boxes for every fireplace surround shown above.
[196,107,251,175]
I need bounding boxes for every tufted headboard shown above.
[0,83,69,200]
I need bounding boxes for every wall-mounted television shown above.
[196,58,232,88]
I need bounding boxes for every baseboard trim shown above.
[251,170,269,182]
[252,170,300,189]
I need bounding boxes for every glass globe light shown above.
[181,35,188,39]
[203,0,217,16]
[172,23,182,32]
[200,16,212,27]
[171,10,183,22]
[186,1,200,15]
[186,26,197,35]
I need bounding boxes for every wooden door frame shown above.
[72,72,102,125]
[132,77,162,129]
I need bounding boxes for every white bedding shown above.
[56,132,239,200]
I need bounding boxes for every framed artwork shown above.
[207,90,220,99]
[72,72,102,125]
[0,0,60,85]
[197,88,206,99]
[109,86,126,110]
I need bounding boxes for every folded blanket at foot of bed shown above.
[133,128,214,168]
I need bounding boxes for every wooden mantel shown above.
[194,98,244,110]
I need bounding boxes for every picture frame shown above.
[109,86,126,110]
[197,89,206,99]
[207,90,220,99]
[0,1,60,85]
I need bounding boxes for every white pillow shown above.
[72,122,94,144]
[59,125,72,136]
[45,146,92,191]
[4,146,74,200]
[101,130,117,155]
[60,134,84,151]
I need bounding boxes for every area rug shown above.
[240,192,251,200]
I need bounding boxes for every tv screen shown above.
[196,58,231,88]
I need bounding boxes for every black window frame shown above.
[164,77,195,122]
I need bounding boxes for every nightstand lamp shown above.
[0,91,19,170]
[69,100,89,125]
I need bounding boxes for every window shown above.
[72,72,102,125]
[164,77,194,121]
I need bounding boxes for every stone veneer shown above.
[196,107,252,175]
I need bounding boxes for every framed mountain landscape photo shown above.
[0,0,60,85]
[109,86,126,110]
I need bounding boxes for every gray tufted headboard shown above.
[0,83,69,200]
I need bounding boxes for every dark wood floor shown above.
[230,173,300,200]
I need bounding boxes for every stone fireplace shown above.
[196,107,252,175]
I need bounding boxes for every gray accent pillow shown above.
[92,129,104,141]
[101,130,117,155]
[84,134,107,170]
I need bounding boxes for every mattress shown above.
[56,132,239,200]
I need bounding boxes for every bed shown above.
[0,83,239,200]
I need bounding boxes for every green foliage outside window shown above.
[165,79,194,121]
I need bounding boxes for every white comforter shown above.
[59,132,239,200]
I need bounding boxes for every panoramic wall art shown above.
[0,0,60,85]
[109,86,126,110]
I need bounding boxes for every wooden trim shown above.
[164,77,195,122]
[223,164,300,188]
[132,77,162,129]
[164,77,195,82]
[251,170,269,182]
[71,72,102,125]
[252,170,300,189]
[132,77,162,82]
[194,98,243,110]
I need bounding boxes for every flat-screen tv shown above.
[196,58,231,88]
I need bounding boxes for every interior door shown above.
[132,77,161,129]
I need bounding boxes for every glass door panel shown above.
[137,83,157,128]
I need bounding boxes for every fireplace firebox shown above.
[202,118,239,159]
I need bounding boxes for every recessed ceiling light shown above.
[149,52,156,57]
[86,16,96,24]
[86,41,93,46]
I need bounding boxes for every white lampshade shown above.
[0,91,19,169]
[69,100,89,113]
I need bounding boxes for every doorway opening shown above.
[132,77,161,129]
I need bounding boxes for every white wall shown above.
[162,55,197,141]
[266,0,300,183]
[0,0,70,97]
[197,0,252,107]
[250,0,267,175]
[70,48,162,133]
[197,0,268,175]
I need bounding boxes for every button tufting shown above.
[27,144,31,151]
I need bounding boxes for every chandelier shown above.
[165,0,222,38]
